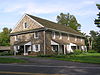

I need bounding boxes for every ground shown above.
[0,56,100,75]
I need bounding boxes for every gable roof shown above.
[27,14,82,36]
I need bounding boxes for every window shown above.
[51,45,58,52]
[24,22,28,28]
[59,33,62,39]
[75,36,77,41]
[35,45,39,51]
[52,31,55,39]
[33,44,40,52]
[34,32,39,38]
[68,34,69,40]
[15,35,18,41]
[81,38,83,42]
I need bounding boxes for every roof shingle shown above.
[27,14,82,36]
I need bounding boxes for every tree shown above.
[94,34,100,52]
[0,27,11,46]
[94,4,100,28]
[57,13,81,31]
[89,30,99,50]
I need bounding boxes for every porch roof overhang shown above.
[72,42,85,46]
[14,41,31,46]
[52,39,69,45]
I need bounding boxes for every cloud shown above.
[0,0,98,17]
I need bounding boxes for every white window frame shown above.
[75,36,77,41]
[33,44,40,52]
[34,32,39,39]
[23,22,28,29]
[81,38,83,42]
[15,35,18,41]
[68,34,70,40]
[59,33,62,39]
[52,31,55,39]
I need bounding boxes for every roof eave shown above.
[46,28,84,37]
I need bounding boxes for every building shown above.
[0,46,11,52]
[10,14,86,55]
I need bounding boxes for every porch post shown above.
[58,45,60,55]
[76,45,78,50]
[64,45,66,55]
[24,45,26,55]
[14,46,17,56]
[43,30,46,55]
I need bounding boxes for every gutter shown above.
[46,28,85,37]
[10,27,84,37]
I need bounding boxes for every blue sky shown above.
[0,0,99,34]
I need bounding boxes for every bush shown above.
[88,50,97,53]
[0,51,13,56]
[37,55,53,57]
[73,49,82,55]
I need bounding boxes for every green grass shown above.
[0,57,27,63]
[37,53,100,64]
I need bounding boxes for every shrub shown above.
[0,51,13,56]
[88,50,97,53]
[73,49,82,55]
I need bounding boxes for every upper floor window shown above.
[34,32,39,38]
[75,36,77,41]
[23,22,28,28]
[15,35,18,41]
[59,33,62,39]
[52,31,55,39]
[67,34,70,40]
[81,38,83,42]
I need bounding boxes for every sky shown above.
[0,0,100,35]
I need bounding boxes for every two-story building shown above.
[10,14,86,55]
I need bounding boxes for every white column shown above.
[44,30,46,55]
[64,45,66,54]
[24,45,26,55]
[58,45,60,55]
[14,46,17,56]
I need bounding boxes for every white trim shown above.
[68,34,69,40]
[26,14,44,27]
[14,36,17,41]
[34,32,39,39]
[33,44,40,52]
[52,31,55,39]
[11,13,44,33]
[23,22,29,29]
[81,38,83,42]
[64,45,66,54]
[75,36,77,41]
[11,13,27,33]
[59,33,62,39]
[51,40,59,45]
[46,28,84,37]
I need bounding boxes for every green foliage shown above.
[88,50,97,53]
[0,57,27,63]
[94,4,100,28]
[0,51,13,56]
[0,27,11,46]
[36,53,100,64]
[93,34,100,52]
[73,49,82,55]
[57,13,81,31]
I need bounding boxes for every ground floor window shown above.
[51,45,58,52]
[71,46,77,50]
[33,44,40,52]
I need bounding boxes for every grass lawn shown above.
[0,57,27,63]
[37,53,100,64]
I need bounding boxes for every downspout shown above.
[44,30,46,55]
